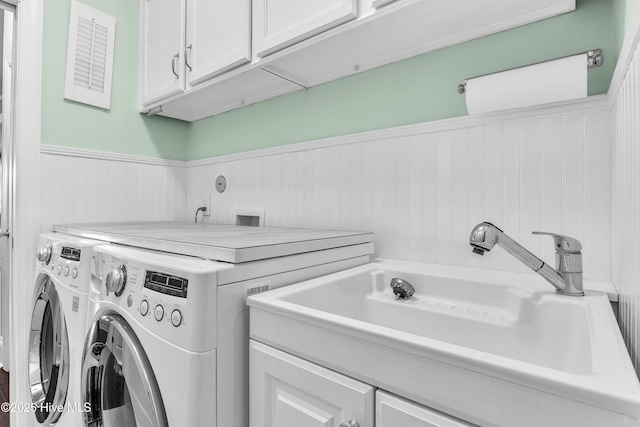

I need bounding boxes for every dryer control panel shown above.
[91,245,224,352]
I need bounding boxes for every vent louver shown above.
[64,1,115,109]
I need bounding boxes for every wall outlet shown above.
[201,194,211,216]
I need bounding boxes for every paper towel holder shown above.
[457,49,603,95]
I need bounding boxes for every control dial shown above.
[105,264,127,297]
[139,300,149,316]
[154,305,164,321]
[171,309,182,327]
[37,244,52,264]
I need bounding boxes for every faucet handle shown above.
[532,231,582,253]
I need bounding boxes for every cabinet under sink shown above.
[250,339,474,427]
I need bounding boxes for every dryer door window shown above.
[29,274,70,424]
[81,314,168,427]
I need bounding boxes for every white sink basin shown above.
[248,259,640,426]
[282,272,599,374]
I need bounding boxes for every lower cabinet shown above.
[376,391,474,427]
[250,340,474,427]
[250,340,374,427]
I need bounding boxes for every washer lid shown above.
[54,222,374,263]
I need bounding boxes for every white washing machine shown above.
[58,223,374,427]
[29,233,103,427]
[83,245,222,427]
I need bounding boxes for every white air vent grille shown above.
[64,1,115,109]
[74,17,108,92]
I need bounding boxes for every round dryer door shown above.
[29,274,70,424]
[81,314,168,427]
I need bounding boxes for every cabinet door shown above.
[371,0,398,7]
[186,0,251,87]
[376,391,475,427]
[250,340,374,427]
[139,0,186,106]
[253,0,357,58]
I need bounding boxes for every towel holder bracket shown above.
[457,48,603,95]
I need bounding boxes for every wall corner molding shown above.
[608,3,640,102]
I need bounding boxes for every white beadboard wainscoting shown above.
[40,147,188,232]
[41,94,631,373]
[612,30,640,378]
[187,98,611,282]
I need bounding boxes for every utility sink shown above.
[248,259,640,427]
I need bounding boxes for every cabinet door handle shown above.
[340,420,360,427]
[185,44,193,72]
[171,53,180,79]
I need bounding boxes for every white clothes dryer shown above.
[63,223,374,427]
[28,233,103,427]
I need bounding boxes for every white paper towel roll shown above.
[465,54,587,115]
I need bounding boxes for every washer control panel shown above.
[37,234,100,292]
[102,258,187,327]
[60,246,82,262]
[141,301,185,326]
[144,270,188,298]
[93,245,221,351]
[138,299,183,327]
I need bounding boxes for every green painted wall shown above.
[41,0,637,161]
[613,0,638,67]
[187,0,620,160]
[41,0,189,160]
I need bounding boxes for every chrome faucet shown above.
[469,222,584,296]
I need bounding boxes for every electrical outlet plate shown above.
[201,194,211,216]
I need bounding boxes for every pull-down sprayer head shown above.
[469,222,500,255]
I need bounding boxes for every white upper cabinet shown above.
[185,0,251,87]
[263,0,578,89]
[139,0,186,106]
[252,0,358,58]
[140,0,576,120]
[140,0,251,107]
